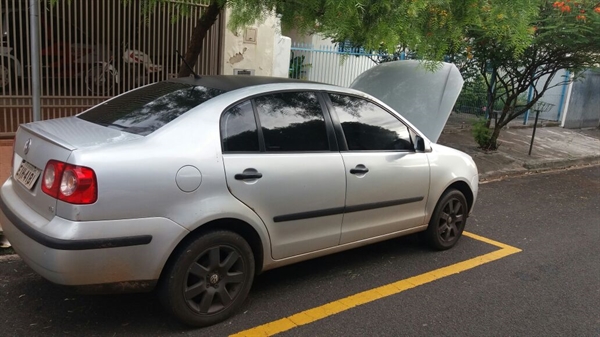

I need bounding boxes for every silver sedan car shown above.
[0,61,478,327]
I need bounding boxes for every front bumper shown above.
[470,171,479,214]
[0,178,188,289]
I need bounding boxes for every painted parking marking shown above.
[230,231,522,337]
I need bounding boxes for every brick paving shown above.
[0,139,13,184]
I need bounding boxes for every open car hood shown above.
[350,60,463,143]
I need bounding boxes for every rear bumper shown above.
[0,178,188,290]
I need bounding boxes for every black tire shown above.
[423,189,468,250]
[158,230,255,327]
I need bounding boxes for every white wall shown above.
[563,69,600,128]
[272,35,291,78]
[532,69,569,121]
[221,10,280,76]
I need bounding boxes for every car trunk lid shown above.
[350,60,464,143]
[23,116,142,149]
[9,118,141,220]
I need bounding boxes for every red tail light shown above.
[42,160,65,197]
[42,160,97,204]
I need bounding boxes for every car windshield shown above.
[78,82,224,135]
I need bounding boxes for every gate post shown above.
[29,0,41,122]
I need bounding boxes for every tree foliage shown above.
[458,0,600,150]
[119,0,541,76]
[232,0,542,58]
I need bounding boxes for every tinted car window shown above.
[221,100,259,152]
[78,82,223,136]
[254,92,329,152]
[329,94,413,151]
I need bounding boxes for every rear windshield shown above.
[78,82,224,135]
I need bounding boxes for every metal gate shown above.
[289,42,382,87]
[0,0,223,137]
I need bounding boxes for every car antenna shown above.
[175,50,201,79]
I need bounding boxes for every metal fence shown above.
[1,0,223,136]
[453,83,489,116]
[289,43,382,87]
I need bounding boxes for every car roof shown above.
[168,75,324,92]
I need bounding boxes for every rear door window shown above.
[253,92,330,152]
[221,100,260,152]
[78,82,223,135]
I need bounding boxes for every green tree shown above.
[459,0,600,150]
[123,0,540,77]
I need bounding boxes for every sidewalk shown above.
[0,139,12,188]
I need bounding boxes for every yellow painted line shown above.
[231,231,521,337]
[462,231,520,251]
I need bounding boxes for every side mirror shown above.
[415,135,426,152]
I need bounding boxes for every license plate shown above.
[15,161,42,190]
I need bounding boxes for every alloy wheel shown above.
[184,245,246,315]
[437,197,465,244]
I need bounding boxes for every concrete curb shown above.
[0,229,15,258]
[505,122,561,130]
[522,155,600,170]
[443,122,564,134]
[480,157,600,182]
[0,225,10,246]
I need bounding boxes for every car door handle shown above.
[350,165,369,175]
[234,170,263,180]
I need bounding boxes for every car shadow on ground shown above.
[252,234,429,291]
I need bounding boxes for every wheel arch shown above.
[425,177,477,225]
[446,180,474,212]
[422,182,471,250]
[158,217,265,284]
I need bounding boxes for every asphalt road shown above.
[1,166,599,336]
